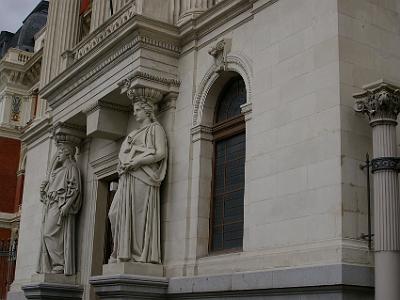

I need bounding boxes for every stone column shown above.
[354,80,400,300]
[41,0,80,85]
[177,0,211,25]
[40,0,59,86]
[90,0,110,32]
[58,0,81,73]
[113,0,129,13]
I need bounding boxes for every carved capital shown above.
[191,125,213,143]
[127,87,164,105]
[354,80,400,125]
[119,71,180,107]
[52,122,86,147]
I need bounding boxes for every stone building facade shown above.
[0,1,48,240]
[6,0,400,299]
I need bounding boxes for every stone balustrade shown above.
[73,0,137,61]
[1,49,34,65]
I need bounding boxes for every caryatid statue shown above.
[108,88,168,264]
[37,133,82,275]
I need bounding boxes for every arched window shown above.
[210,77,246,252]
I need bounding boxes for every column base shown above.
[375,251,400,300]
[22,273,83,300]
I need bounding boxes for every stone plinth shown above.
[90,275,168,299]
[22,274,83,300]
[90,263,167,299]
[103,262,164,277]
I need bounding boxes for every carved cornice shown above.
[119,71,181,90]
[83,100,131,115]
[90,152,119,179]
[191,125,213,142]
[42,23,180,108]
[354,80,400,125]
[0,125,21,140]
[21,116,52,147]
[73,1,138,60]
[240,102,252,121]
[0,212,20,229]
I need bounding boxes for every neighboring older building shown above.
[5,0,400,299]
[0,1,48,298]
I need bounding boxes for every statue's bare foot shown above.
[51,266,64,274]
[108,257,117,264]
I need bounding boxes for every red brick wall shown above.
[0,137,20,213]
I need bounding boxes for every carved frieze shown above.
[74,1,138,60]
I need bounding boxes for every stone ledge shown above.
[90,274,168,299]
[168,264,374,294]
[22,282,83,300]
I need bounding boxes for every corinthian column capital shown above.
[354,80,400,126]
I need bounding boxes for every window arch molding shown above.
[192,53,253,128]
[186,53,253,260]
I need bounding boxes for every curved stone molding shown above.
[192,51,253,127]
[354,80,400,125]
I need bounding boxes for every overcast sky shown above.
[0,0,44,33]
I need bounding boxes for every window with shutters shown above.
[210,77,246,253]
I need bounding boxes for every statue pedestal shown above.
[103,261,164,277]
[22,274,83,300]
[90,262,168,299]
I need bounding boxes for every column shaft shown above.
[58,0,81,73]
[40,0,60,86]
[113,0,128,12]
[178,0,211,24]
[40,0,80,85]
[91,0,109,32]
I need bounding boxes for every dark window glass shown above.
[216,77,246,123]
[210,77,246,253]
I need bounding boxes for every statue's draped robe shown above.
[109,122,167,263]
[37,160,81,275]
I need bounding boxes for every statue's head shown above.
[133,100,156,123]
[56,142,76,163]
